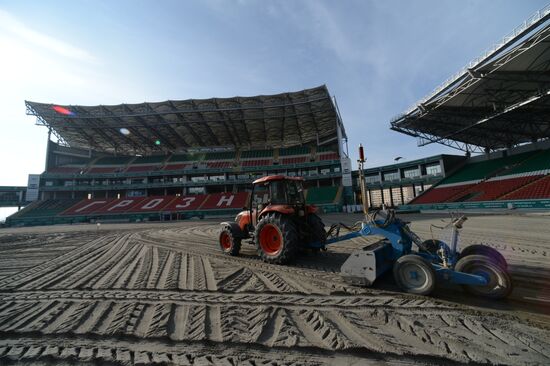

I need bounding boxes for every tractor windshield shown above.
[269,181,287,204]
[285,180,304,205]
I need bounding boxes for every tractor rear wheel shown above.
[219,227,241,256]
[255,213,298,264]
[307,213,327,246]
[393,255,436,296]
[455,254,512,299]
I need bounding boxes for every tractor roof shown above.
[253,175,305,184]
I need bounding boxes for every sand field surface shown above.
[0,212,549,365]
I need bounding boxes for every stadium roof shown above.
[26,85,344,155]
[391,5,550,153]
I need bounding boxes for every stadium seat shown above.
[504,150,550,176]
[14,199,81,218]
[241,159,272,167]
[501,175,550,200]
[125,196,178,212]
[281,157,308,165]
[132,155,167,164]
[409,184,474,204]
[440,151,535,185]
[94,156,132,165]
[87,167,121,173]
[199,192,249,210]
[47,166,84,173]
[305,186,339,204]
[207,162,233,169]
[318,152,339,161]
[162,194,209,211]
[204,151,236,160]
[125,165,158,172]
[163,163,190,171]
[455,175,543,202]
[279,146,310,156]
[241,149,274,159]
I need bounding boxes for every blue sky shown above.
[0,0,547,218]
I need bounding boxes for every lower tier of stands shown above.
[409,148,550,205]
[6,186,342,226]
[411,172,550,205]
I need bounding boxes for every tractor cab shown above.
[247,175,310,226]
[219,175,326,264]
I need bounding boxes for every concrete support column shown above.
[368,189,373,208]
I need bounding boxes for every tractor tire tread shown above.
[255,213,298,265]
[219,227,242,256]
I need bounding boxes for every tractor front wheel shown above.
[393,254,436,296]
[255,213,298,264]
[219,227,241,256]
[455,254,512,299]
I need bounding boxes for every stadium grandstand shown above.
[6,86,352,226]
[391,5,550,211]
[4,6,550,225]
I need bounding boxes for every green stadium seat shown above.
[241,149,274,159]
[204,151,236,160]
[279,146,310,156]
[505,150,550,175]
[439,151,536,185]
[133,155,167,164]
[306,186,339,204]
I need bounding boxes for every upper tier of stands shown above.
[45,146,341,176]
[410,149,550,204]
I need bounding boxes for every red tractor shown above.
[219,175,326,264]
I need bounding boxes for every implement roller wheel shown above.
[455,254,512,299]
[393,254,436,296]
[459,244,507,270]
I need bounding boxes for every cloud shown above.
[0,8,95,63]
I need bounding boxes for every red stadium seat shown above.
[241,159,272,167]
[319,153,339,161]
[200,192,249,209]
[410,184,474,204]
[502,175,550,200]
[460,175,542,201]
[97,197,148,213]
[87,167,121,173]
[125,165,158,172]
[125,196,178,212]
[162,194,208,211]
[163,163,190,171]
[281,157,308,165]
[61,198,115,215]
[207,161,233,169]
